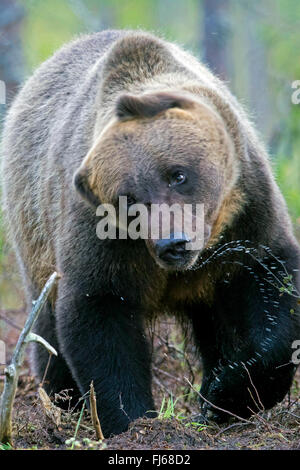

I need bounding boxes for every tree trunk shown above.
[0,0,25,106]
[203,0,230,80]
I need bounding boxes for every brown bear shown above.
[1,30,300,437]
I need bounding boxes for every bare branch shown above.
[0,272,60,445]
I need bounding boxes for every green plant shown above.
[67,401,85,450]
[158,394,181,420]
[0,442,13,450]
[185,421,208,432]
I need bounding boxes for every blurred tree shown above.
[245,4,270,138]
[0,0,24,105]
[202,0,230,79]
[67,0,115,31]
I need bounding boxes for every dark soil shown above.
[1,311,300,451]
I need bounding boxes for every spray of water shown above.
[188,239,300,377]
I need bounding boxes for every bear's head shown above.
[74,91,243,271]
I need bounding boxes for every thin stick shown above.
[247,387,262,413]
[247,406,273,431]
[215,421,253,437]
[0,272,59,445]
[184,377,253,425]
[41,353,53,388]
[89,381,104,440]
[242,364,264,411]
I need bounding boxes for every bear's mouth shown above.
[154,250,200,271]
[147,234,201,271]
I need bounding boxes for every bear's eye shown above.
[169,171,186,187]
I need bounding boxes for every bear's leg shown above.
[32,300,81,405]
[55,286,155,437]
[188,269,299,422]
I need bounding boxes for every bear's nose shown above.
[155,233,190,263]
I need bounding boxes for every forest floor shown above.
[0,307,300,451]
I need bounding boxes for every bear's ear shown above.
[73,167,101,208]
[115,91,194,120]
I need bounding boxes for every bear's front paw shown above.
[199,368,254,423]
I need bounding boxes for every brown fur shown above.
[2,30,288,301]
[1,31,299,435]
[1,28,298,324]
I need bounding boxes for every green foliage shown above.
[258,0,300,230]
[0,442,13,450]
[157,393,187,421]
[185,421,208,432]
[17,0,201,71]
[275,155,300,226]
[157,393,209,432]
[19,0,82,70]
[158,395,178,420]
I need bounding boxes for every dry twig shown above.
[0,272,59,445]
[89,381,104,440]
[242,363,265,411]
[184,377,253,425]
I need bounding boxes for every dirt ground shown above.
[1,308,300,451]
